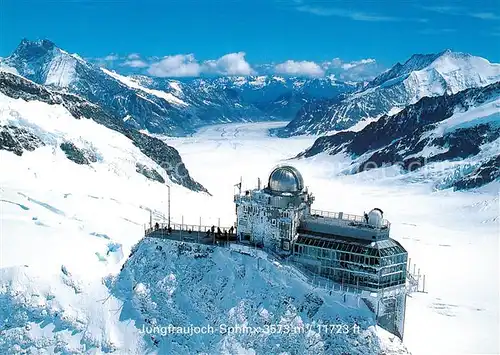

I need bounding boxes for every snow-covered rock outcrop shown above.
[106,237,409,354]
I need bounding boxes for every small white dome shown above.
[268,165,304,193]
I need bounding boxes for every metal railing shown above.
[310,209,391,230]
[146,222,235,232]
[145,222,237,243]
[406,258,427,293]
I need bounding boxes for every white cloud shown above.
[122,59,148,68]
[147,54,201,77]
[321,58,383,82]
[105,50,384,81]
[420,6,500,21]
[420,6,463,15]
[341,58,376,70]
[471,12,500,20]
[127,53,141,60]
[103,54,119,61]
[146,52,254,77]
[203,52,254,76]
[296,6,401,22]
[274,60,325,77]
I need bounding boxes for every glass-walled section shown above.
[293,235,407,290]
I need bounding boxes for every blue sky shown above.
[1,0,499,79]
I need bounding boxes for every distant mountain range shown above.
[1,39,355,136]
[2,39,499,191]
[274,50,500,137]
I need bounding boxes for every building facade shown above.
[234,165,408,339]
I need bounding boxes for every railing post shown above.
[198,217,201,243]
[181,215,184,241]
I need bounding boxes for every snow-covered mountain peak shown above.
[15,38,57,57]
[277,50,500,137]
[382,50,499,90]
[7,39,78,88]
[366,51,443,89]
[404,50,500,99]
[428,51,500,86]
[401,51,444,71]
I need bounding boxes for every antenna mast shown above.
[167,184,171,228]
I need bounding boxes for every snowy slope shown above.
[101,68,189,107]
[0,83,215,353]
[0,92,165,180]
[1,121,498,354]
[0,71,206,192]
[44,50,77,87]
[277,50,500,136]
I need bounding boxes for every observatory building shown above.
[234,165,408,339]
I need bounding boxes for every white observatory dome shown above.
[368,208,384,227]
[268,165,304,193]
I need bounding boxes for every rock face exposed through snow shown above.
[60,141,98,165]
[0,125,45,156]
[275,50,500,137]
[135,163,166,184]
[0,71,207,192]
[107,237,409,354]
